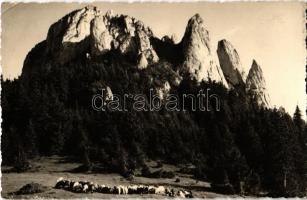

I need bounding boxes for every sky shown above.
[1,2,306,118]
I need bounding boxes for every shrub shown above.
[15,183,48,195]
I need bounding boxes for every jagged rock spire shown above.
[246,60,270,107]
[180,14,228,87]
[217,39,246,88]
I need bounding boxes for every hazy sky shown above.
[1,2,306,117]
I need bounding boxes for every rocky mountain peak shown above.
[181,14,228,87]
[46,6,158,68]
[246,60,270,107]
[22,7,274,109]
[217,39,246,88]
[250,60,262,73]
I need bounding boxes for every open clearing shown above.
[2,156,241,199]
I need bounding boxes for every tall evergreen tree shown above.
[293,105,304,133]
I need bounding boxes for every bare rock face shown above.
[46,6,98,63]
[90,15,113,54]
[105,86,113,102]
[246,60,270,107]
[181,14,228,87]
[157,81,171,99]
[217,39,246,88]
[46,6,158,67]
[137,52,148,69]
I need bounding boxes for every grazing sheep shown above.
[184,190,193,198]
[177,190,186,198]
[176,189,193,198]
[101,185,112,194]
[165,188,175,197]
[107,186,113,194]
[57,177,64,183]
[128,185,138,194]
[118,185,123,194]
[69,181,75,190]
[136,185,146,194]
[112,186,120,194]
[79,181,90,186]
[54,178,192,198]
[96,184,104,193]
[117,185,123,194]
[82,184,89,193]
[123,186,128,194]
[148,186,156,194]
[55,177,65,189]
[72,182,82,193]
[144,185,149,194]
[63,180,71,189]
[155,186,165,194]
[118,185,128,194]
[89,183,97,193]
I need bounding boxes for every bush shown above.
[15,183,48,195]
[13,161,32,173]
[154,161,163,168]
[178,165,195,175]
[141,164,151,177]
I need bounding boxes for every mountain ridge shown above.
[21,6,270,107]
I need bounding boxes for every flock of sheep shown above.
[55,177,193,198]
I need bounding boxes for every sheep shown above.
[176,189,193,198]
[82,184,89,193]
[63,179,71,189]
[54,179,194,198]
[95,184,103,193]
[69,181,76,190]
[79,181,90,186]
[165,188,175,197]
[72,181,79,187]
[56,177,64,183]
[143,185,149,194]
[112,186,120,194]
[117,185,123,194]
[117,185,122,194]
[183,190,193,198]
[89,183,98,193]
[155,186,165,194]
[148,186,156,194]
[72,182,82,193]
[118,185,128,194]
[177,190,186,198]
[122,186,128,194]
[137,185,150,194]
[55,177,65,189]
[100,185,112,194]
[128,185,138,194]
